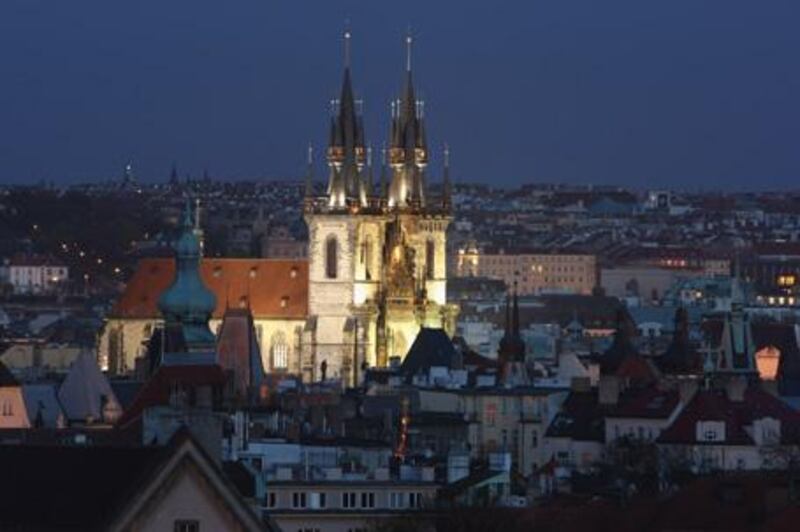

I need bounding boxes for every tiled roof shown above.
[658,386,800,445]
[606,388,680,419]
[400,328,459,377]
[109,258,308,320]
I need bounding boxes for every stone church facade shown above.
[98,34,457,385]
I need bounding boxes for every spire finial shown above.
[405,31,413,72]
[194,197,201,231]
[305,142,314,198]
[444,142,450,167]
[344,25,352,68]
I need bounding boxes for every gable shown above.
[110,440,268,532]
[129,460,247,532]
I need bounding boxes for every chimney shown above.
[598,375,620,406]
[725,376,747,403]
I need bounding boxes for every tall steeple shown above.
[498,284,525,364]
[326,29,367,209]
[305,143,314,198]
[158,199,217,350]
[387,33,428,209]
[442,143,452,210]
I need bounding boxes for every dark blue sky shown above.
[2,0,800,189]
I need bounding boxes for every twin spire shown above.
[312,30,450,212]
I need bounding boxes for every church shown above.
[98,34,458,385]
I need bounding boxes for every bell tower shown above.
[304,32,458,385]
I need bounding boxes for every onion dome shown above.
[157,199,217,348]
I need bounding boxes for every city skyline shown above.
[2,0,800,189]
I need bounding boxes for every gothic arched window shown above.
[326,236,338,279]
[271,332,289,370]
[426,239,436,280]
[364,236,374,280]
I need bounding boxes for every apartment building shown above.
[455,246,596,295]
[265,474,438,532]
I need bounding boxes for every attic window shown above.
[290,267,298,279]
[239,296,248,308]
[281,296,289,308]
[249,267,258,279]
[213,266,222,278]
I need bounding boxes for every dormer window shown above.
[213,266,222,278]
[281,296,289,308]
[249,267,258,279]
[290,266,298,279]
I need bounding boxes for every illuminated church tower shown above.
[303,32,458,385]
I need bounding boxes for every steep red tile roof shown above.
[109,258,308,320]
[658,386,800,445]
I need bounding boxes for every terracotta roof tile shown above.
[109,258,308,320]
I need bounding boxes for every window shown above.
[390,492,406,509]
[361,492,375,508]
[266,492,276,508]
[408,492,424,508]
[342,492,357,508]
[174,520,199,532]
[292,492,307,508]
[531,430,538,447]
[271,332,289,370]
[309,492,326,509]
[426,240,435,280]
[325,236,338,279]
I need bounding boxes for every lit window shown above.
[271,332,289,370]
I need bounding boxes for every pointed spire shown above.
[442,143,452,209]
[380,143,388,198]
[405,31,413,72]
[366,145,374,197]
[182,196,193,228]
[344,27,352,69]
[194,197,201,230]
[169,163,179,185]
[305,143,314,197]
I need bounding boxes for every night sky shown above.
[2,0,800,189]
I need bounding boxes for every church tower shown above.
[304,32,458,385]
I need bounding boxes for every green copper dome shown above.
[157,199,216,347]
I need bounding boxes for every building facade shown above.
[98,35,457,385]
[455,246,596,296]
[301,33,458,383]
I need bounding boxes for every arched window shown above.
[364,236,374,280]
[325,236,338,279]
[425,239,435,280]
[271,332,289,370]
